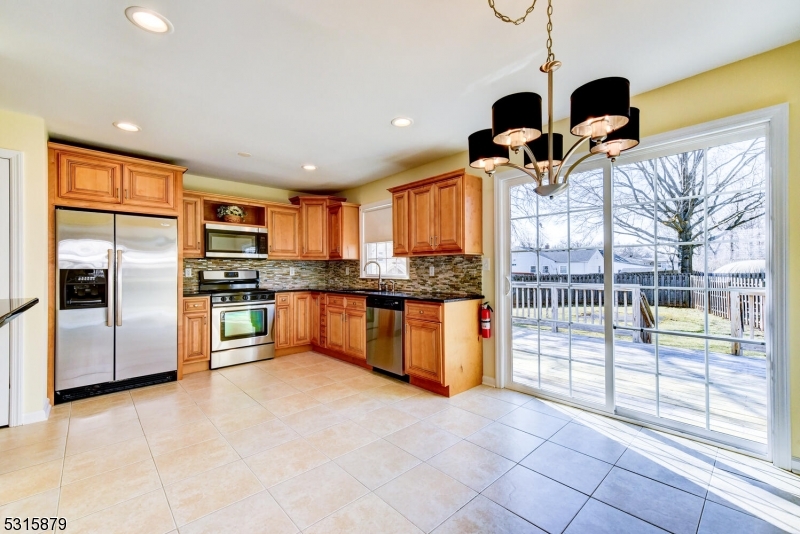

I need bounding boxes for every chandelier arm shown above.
[519,144,544,183]
[496,162,542,186]
[552,135,591,183]
[561,152,596,185]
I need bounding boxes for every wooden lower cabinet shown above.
[313,294,368,366]
[344,308,366,360]
[326,306,346,352]
[310,293,321,346]
[405,318,443,384]
[181,296,210,376]
[292,292,311,346]
[275,300,292,349]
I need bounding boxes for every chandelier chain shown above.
[546,0,554,61]
[487,0,539,26]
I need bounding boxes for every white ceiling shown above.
[1,1,799,192]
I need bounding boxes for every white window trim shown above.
[494,104,790,468]
[359,199,409,280]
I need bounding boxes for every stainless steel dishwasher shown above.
[366,296,404,376]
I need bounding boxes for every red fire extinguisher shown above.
[480,302,493,338]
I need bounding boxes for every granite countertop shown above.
[0,298,39,328]
[183,288,483,303]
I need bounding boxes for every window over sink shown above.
[360,200,409,280]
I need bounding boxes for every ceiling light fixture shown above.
[391,117,413,128]
[237,152,252,157]
[469,0,640,198]
[125,7,173,33]
[113,121,141,132]
[302,164,317,171]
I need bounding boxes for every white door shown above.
[0,157,10,427]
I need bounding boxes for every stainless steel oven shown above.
[210,299,275,368]
[205,224,267,259]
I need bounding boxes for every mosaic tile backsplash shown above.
[183,255,483,295]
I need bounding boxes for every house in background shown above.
[512,249,670,275]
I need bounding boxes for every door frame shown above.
[0,148,25,427]
[494,105,791,468]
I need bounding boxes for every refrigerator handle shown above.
[116,250,123,326]
[107,249,114,327]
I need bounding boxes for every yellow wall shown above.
[183,173,302,202]
[0,109,49,418]
[339,40,800,455]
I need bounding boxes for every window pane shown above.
[706,137,766,194]
[614,204,655,246]
[655,150,705,200]
[569,168,604,210]
[613,160,655,204]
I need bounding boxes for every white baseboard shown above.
[792,457,800,475]
[482,376,496,387]
[22,398,51,425]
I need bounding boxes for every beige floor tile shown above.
[448,394,517,420]
[375,463,477,533]
[178,370,231,392]
[428,440,515,492]
[68,405,139,435]
[270,367,324,382]
[164,460,263,527]
[216,362,271,384]
[129,381,186,403]
[179,490,297,534]
[351,407,419,437]
[58,458,161,520]
[132,392,195,417]
[0,437,65,475]
[325,393,386,419]
[306,493,423,534]
[0,418,69,452]
[0,488,59,521]
[245,382,300,403]
[206,404,275,435]
[263,392,321,418]
[225,419,299,457]
[288,353,329,366]
[465,422,545,462]
[392,394,450,419]
[255,358,301,373]
[324,367,368,382]
[473,386,533,406]
[145,419,220,457]
[63,436,151,485]
[386,421,461,461]
[70,391,133,418]
[335,439,420,490]
[196,391,259,418]
[305,421,379,459]
[425,407,492,438]
[305,382,359,404]
[281,405,349,436]
[184,381,242,403]
[49,403,72,420]
[138,404,207,435]
[432,494,543,534]
[286,374,335,392]
[65,417,144,456]
[245,439,329,487]
[66,489,175,534]
[363,383,421,403]
[0,459,62,507]
[268,461,368,530]
[303,361,347,375]
[154,436,239,485]
[342,374,393,392]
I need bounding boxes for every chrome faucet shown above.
[363,260,382,290]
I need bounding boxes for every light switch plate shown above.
[482,258,490,271]
[290,267,296,276]
[184,268,192,277]
[429,266,435,276]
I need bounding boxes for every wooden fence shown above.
[690,273,765,331]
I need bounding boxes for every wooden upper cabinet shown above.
[405,318,443,384]
[392,191,410,256]
[182,194,203,258]
[299,198,328,259]
[57,152,122,204]
[328,202,360,261]
[292,292,311,346]
[123,164,176,209]
[328,204,342,260]
[267,205,300,259]
[388,169,482,256]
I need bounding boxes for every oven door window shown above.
[220,308,267,340]
[207,230,258,254]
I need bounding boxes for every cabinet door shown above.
[310,294,321,346]
[409,185,435,254]
[268,206,300,258]
[183,312,209,363]
[392,191,410,256]
[326,307,346,352]
[301,198,328,259]
[344,309,366,360]
[327,205,342,260]
[292,293,311,346]
[405,319,443,384]
[57,152,122,204]
[434,177,463,252]
[123,164,176,209]
[275,305,292,349]
[182,196,203,257]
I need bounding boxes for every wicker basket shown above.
[222,214,244,224]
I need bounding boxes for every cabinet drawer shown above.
[406,302,442,322]
[346,298,366,310]
[183,298,208,312]
[277,294,291,305]
[327,295,346,307]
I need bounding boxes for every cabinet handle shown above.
[434,235,438,246]
[203,318,207,325]
[115,187,119,198]
[196,240,200,249]
[124,189,129,199]
[429,237,433,246]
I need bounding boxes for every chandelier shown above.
[468,0,640,197]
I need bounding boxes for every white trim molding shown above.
[22,398,50,425]
[482,376,496,387]
[792,457,800,475]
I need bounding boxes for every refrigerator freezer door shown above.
[114,214,178,380]
[55,209,115,390]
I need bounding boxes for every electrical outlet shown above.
[184,268,192,277]
[289,267,296,276]
[482,258,490,271]
[346,266,350,275]
[429,266,435,277]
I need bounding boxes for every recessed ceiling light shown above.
[391,117,413,127]
[125,7,173,33]
[302,164,317,171]
[237,152,252,157]
[113,121,141,132]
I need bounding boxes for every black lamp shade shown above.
[590,107,640,157]
[570,77,630,137]
[468,129,509,169]
[524,133,563,169]
[492,92,543,146]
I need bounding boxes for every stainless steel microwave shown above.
[205,224,268,259]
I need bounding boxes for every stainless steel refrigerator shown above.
[55,209,178,402]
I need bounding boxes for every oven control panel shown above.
[211,292,275,305]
